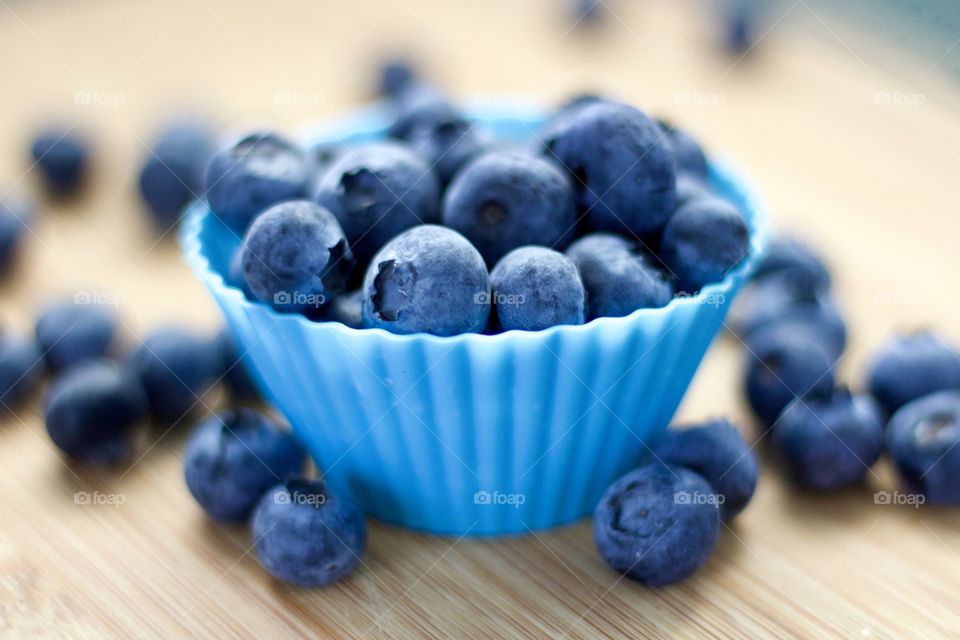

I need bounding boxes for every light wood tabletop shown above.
[2,0,959,637]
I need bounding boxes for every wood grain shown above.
[1,0,959,638]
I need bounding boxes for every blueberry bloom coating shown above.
[35,301,118,372]
[314,142,439,267]
[658,119,709,178]
[542,102,676,236]
[489,247,585,331]
[44,359,148,463]
[139,120,215,227]
[184,409,305,522]
[565,233,673,319]
[252,478,367,587]
[242,200,354,313]
[866,331,960,416]
[744,322,836,428]
[213,328,259,401]
[442,151,576,266]
[325,289,364,329]
[773,389,884,490]
[362,225,490,336]
[0,332,43,408]
[205,132,308,232]
[653,418,758,521]
[737,273,846,358]
[127,327,221,423]
[0,192,33,276]
[660,197,749,293]
[30,128,90,196]
[751,234,832,293]
[887,391,960,504]
[593,463,720,587]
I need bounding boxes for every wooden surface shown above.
[2,0,960,637]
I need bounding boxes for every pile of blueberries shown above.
[213,66,750,336]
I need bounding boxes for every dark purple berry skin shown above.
[30,128,90,196]
[594,463,720,587]
[184,409,305,522]
[489,247,586,331]
[0,332,43,408]
[35,301,118,372]
[887,391,960,504]
[866,331,960,416]
[252,478,367,587]
[139,119,215,228]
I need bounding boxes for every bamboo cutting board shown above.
[1,0,959,637]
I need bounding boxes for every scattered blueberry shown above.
[139,119,215,228]
[325,289,364,329]
[658,119,709,178]
[44,359,148,463]
[744,322,835,427]
[489,247,586,331]
[565,233,673,319]
[127,327,221,423]
[724,0,754,55]
[0,331,43,409]
[362,225,490,336]
[593,463,720,587]
[0,192,34,276]
[184,409,305,522]
[887,391,960,504]
[772,389,884,490]
[213,328,259,401]
[443,150,576,265]
[377,58,417,99]
[542,102,676,236]
[35,301,118,372]
[866,331,960,416]
[314,142,439,266]
[30,127,90,196]
[241,200,354,313]
[573,0,604,26]
[653,418,758,521]
[660,197,749,293]
[205,132,308,233]
[751,234,832,292]
[252,478,367,587]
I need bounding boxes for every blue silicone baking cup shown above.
[181,103,768,536]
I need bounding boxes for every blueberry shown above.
[35,301,118,372]
[362,225,490,336]
[314,142,439,266]
[30,128,90,196]
[657,119,709,178]
[213,328,259,401]
[565,233,673,319]
[127,327,221,423]
[252,478,366,587]
[489,247,585,331]
[744,322,835,427]
[325,289,364,329]
[405,112,491,187]
[44,359,148,463]
[241,200,354,313]
[887,391,960,504]
[305,142,343,194]
[0,192,34,276]
[752,235,831,293]
[205,132,308,233]
[538,94,609,144]
[442,150,576,265]
[772,389,884,490]
[542,102,676,236]
[736,273,847,358]
[866,331,960,416]
[184,409,305,522]
[226,246,255,299]
[593,463,720,586]
[660,197,749,293]
[573,0,604,26]
[0,332,43,408]
[724,0,754,55]
[386,90,458,140]
[377,58,417,99]
[139,119,215,228]
[653,418,758,521]
[673,173,714,211]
